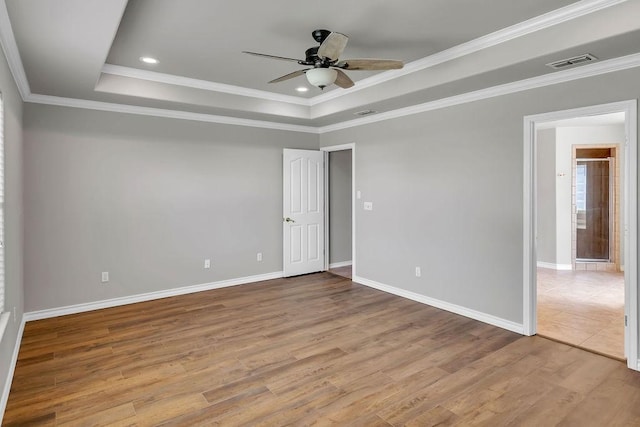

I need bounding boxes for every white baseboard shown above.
[24,271,284,322]
[329,261,352,269]
[0,317,25,424]
[0,312,9,343]
[537,261,573,271]
[352,275,524,334]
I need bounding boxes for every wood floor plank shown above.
[4,271,640,426]
[505,384,583,426]
[451,372,555,425]
[257,380,344,426]
[1,411,56,427]
[134,393,210,426]
[56,402,136,427]
[404,405,459,427]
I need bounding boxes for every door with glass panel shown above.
[576,157,613,261]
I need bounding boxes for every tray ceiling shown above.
[3,0,640,130]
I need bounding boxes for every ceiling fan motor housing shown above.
[305,46,336,68]
[312,29,331,43]
[305,46,320,65]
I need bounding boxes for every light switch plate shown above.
[364,202,373,211]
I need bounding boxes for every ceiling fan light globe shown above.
[306,68,337,89]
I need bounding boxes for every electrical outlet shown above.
[364,201,373,211]
[257,252,263,262]
[204,259,211,269]
[415,267,421,277]
[101,272,109,283]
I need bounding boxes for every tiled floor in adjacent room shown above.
[537,267,625,360]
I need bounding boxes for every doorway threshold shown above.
[537,333,626,362]
[575,261,617,272]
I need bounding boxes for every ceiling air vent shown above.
[354,109,377,116]
[546,54,598,70]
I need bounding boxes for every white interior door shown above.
[283,149,324,277]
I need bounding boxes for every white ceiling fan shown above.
[243,29,404,90]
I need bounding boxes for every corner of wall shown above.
[0,316,25,424]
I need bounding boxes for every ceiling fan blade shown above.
[334,69,354,89]
[336,59,404,70]
[268,69,310,84]
[318,32,348,61]
[243,51,303,63]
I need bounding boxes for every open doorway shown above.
[536,119,624,359]
[321,144,355,280]
[524,100,638,370]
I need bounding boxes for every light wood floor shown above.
[537,267,625,360]
[5,272,640,426]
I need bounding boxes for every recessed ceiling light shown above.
[296,87,309,92]
[139,56,159,65]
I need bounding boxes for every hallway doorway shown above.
[321,144,355,280]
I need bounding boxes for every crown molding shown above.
[0,0,627,115]
[24,52,640,135]
[0,0,30,99]
[3,0,635,135]
[25,93,320,134]
[309,0,629,106]
[101,64,312,106]
[318,52,640,133]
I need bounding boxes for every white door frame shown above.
[321,143,356,277]
[523,100,638,370]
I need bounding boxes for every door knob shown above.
[284,217,295,223]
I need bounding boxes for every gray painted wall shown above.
[320,67,640,325]
[23,104,317,311]
[0,47,24,411]
[536,128,557,265]
[329,150,352,264]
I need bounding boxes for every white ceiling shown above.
[3,0,640,130]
